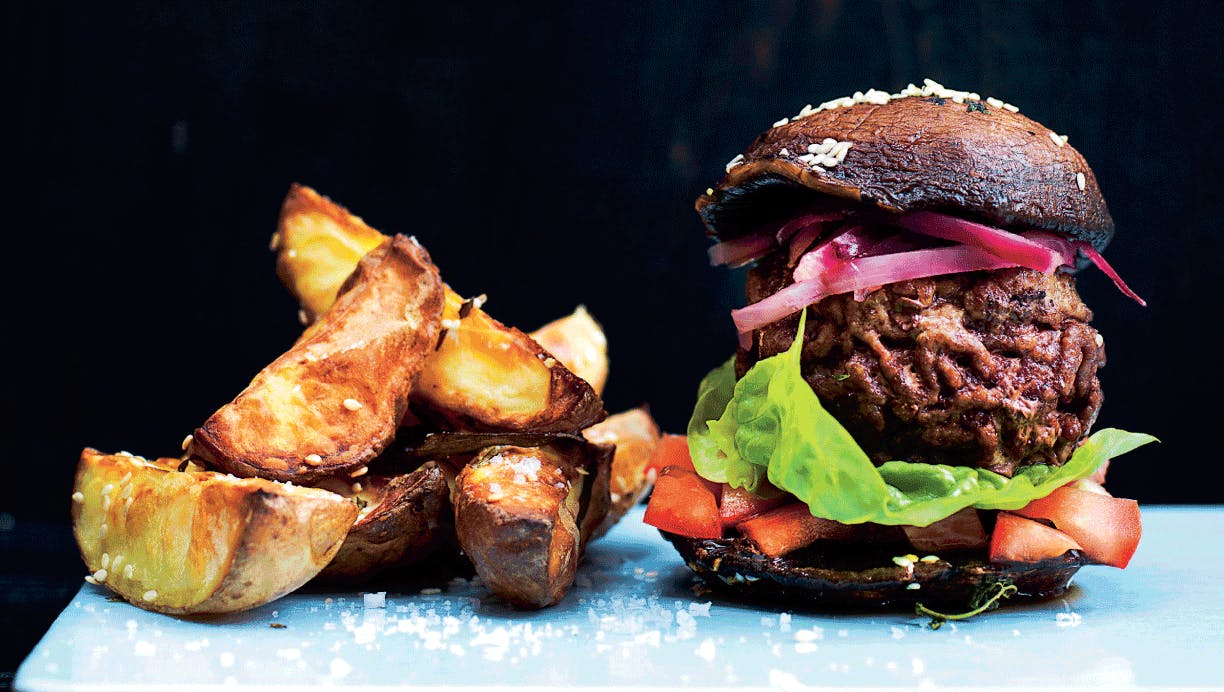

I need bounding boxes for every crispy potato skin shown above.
[453,444,611,608]
[191,234,444,483]
[318,463,454,581]
[274,185,605,433]
[582,407,661,537]
[72,449,356,615]
[529,306,609,396]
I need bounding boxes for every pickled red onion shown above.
[1078,243,1147,306]
[708,233,774,268]
[898,211,1065,273]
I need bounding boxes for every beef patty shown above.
[741,254,1104,476]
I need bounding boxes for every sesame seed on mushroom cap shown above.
[698,79,1114,252]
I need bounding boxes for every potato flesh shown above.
[416,290,553,419]
[72,449,356,614]
[530,306,609,396]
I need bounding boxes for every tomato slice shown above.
[719,484,789,528]
[989,512,1082,563]
[737,503,860,557]
[902,508,988,552]
[1013,485,1141,568]
[642,466,722,539]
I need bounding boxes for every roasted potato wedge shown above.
[582,407,661,536]
[529,306,609,396]
[316,463,454,581]
[453,443,611,608]
[418,291,604,432]
[273,184,604,432]
[191,233,444,483]
[72,448,357,615]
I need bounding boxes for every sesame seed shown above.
[269,232,281,251]
[286,249,297,259]
[343,398,363,411]
[101,553,111,569]
[101,484,115,496]
[986,97,1004,109]
[1076,172,1086,191]
[797,153,816,164]
[304,454,323,466]
[1003,102,1020,112]
[772,117,789,128]
[1049,131,1065,147]
[1094,333,1104,347]
[181,434,193,451]
[907,583,922,590]
[818,155,838,168]
[350,466,369,478]
[298,309,309,326]
[124,564,134,579]
[543,357,557,368]
[1061,134,1069,144]
[84,575,98,585]
[102,496,111,512]
[807,143,822,155]
[441,318,461,330]
[112,555,124,571]
[919,555,940,563]
[778,148,790,157]
[119,472,132,485]
[472,294,488,310]
[118,451,133,457]
[892,556,914,568]
[904,554,918,562]
[99,523,108,538]
[725,154,745,173]
[351,483,363,493]
[93,569,108,583]
[143,590,158,602]
[72,491,85,503]
[705,188,714,196]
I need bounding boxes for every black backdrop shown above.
[3,0,1221,672]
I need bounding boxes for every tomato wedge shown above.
[719,484,789,528]
[902,508,988,552]
[647,434,694,473]
[1013,485,1141,568]
[737,503,860,557]
[643,466,722,539]
[989,512,1082,563]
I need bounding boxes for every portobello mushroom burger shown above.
[644,80,1156,609]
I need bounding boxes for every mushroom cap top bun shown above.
[696,84,1114,252]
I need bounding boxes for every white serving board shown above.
[16,506,1224,690]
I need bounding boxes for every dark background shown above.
[3,0,1220,677]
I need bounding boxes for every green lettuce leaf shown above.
[688,312,1157,527]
